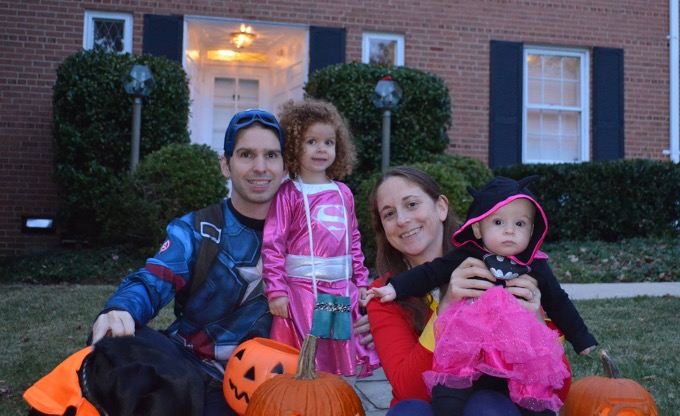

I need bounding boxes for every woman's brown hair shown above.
[369,166,460,333]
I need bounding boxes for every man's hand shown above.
[269,296,289,318]
[91,310,136,345]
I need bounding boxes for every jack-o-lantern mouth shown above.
[228,378,250,403]
[224,338,300,415]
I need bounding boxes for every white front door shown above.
[196,65,269,153]
[211,77,261,151]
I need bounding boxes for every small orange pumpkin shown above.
[245,335,366,416]
[224,337,300,415]
[560,349,658,416]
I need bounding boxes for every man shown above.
[86,110,287,415]
[88,109,372,415]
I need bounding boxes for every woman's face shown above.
[375,176,448,267]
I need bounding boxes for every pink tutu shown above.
[422,285,569,412]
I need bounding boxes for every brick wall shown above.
[0,0,671,257]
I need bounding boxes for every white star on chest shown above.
[235,257,264,304]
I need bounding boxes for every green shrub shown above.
[418,154,495,218]
[305,63,451,176]
[355,156,493,270]
[495,160,680,241]
[101,143,227,249]
[53,50,191,242]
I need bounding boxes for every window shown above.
[83,11,133,54]
[362,32,404,66]
[523,47,589,163]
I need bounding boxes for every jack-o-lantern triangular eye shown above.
[271,363,284,374]
[224,338,301,415]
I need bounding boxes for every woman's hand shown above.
[438,257,495,314]
[505,274,543,321]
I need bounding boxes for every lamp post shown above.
[122,64,156,172]
[371,76,402,173]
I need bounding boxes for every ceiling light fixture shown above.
[231,24,255,49]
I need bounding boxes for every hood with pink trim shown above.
[452,175,547,265]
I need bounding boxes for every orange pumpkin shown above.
[560,350,658,416]
[245,335,366,416]
[224,337,300,415]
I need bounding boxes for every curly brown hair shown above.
[278,99,356,180]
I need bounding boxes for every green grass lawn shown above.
[0,284,677,415]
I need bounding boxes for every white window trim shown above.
[522,46,590,163]
[83,11,133,54]
[362,32,405,66]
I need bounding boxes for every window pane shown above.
[527,79,541,104]
[563,57,580,81]
[526,109,580,162]
[370,39,397,65]
[544,56,562,78]
[562,112,579,135]
[543,79,562,106]
[527,54,541,77]
[563,79,579,107]
[94,18,125,53]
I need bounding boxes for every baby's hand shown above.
[579,345,598,356]
[365,284,397,303]
[269,296,289,318]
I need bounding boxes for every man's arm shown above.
[90,216,196,343]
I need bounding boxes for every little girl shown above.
[262,98,379,377]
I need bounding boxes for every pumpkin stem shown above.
[600,349,622,379]
[293,335,319,380]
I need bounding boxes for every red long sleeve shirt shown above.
[367,277,434,406]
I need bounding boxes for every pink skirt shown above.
[269,277,380,378]
[422,285,569,412]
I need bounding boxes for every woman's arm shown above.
[366,281,433,404]
[437,257,495,313]
[504,273,544,321]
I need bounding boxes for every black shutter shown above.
[489,40,524,168]
[309,26,346,75]
[143,15,183,63]
[592,47,624,160]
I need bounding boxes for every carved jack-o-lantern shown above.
[560,350,658,416]
[224,337,299,415]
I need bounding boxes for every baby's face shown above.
[474,198,535,257]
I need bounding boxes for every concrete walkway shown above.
[351,282,680,416]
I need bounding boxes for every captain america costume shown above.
[100,198,272,380]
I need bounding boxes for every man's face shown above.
[221,125,285,219]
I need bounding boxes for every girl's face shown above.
[472,198,535,257]
[298,122,336,183]
[376,176,448,267]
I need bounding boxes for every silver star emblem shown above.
[235,256,264,304]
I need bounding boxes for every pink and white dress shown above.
[262,178,379,377]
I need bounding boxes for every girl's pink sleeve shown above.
[340,183,369,288]
[262,183,292,300]
[366,280,433,405]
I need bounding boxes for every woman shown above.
[365,167,571,416]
